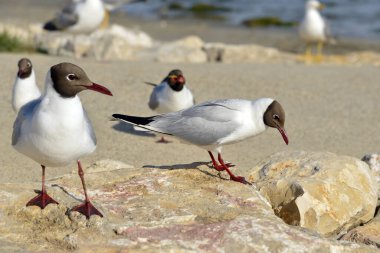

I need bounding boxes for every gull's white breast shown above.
[299,9,326,42]
[12,70,41,112]
[155,84,194,114]
[68,0,105,33]
[14,86,96,167]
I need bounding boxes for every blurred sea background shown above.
[118,0,380,39]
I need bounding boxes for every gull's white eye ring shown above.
[66,74,76,81]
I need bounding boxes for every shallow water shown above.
[118,0,380,39]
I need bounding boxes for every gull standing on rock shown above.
[12,62,113,219]
[299,0,333,61]
[43,0,108,33]
[113,98,288,184]
[146,69,195,143]
[12,58,41,112]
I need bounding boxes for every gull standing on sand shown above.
[146,69,195,143]
[12,62,113,219]
[12,58,41,112]
[43,0,108,33]
[113,98,288,184]
[299,0,333,60]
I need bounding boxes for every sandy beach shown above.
[1,52,380,184]
[0,1,379,185]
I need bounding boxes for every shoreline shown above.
[1,0,380,55]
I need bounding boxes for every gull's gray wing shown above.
[148,84,164,110]
[12,99,40,146]
[48,1,79,30]
[149,100,245,146]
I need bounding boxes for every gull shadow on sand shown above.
[143,161,234,182]
[111,121,155,137]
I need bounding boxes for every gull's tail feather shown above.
[144,81,158,87]
[112,114,155,125]
[112,114,173,135]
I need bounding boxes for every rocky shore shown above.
[0,152,379,252]
[2,22,380,66]
[1,1,380,251]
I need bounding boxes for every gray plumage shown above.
[148,84,164,110]
[46,1,79,30]
[12,99,39,146]
[150,101,241,146]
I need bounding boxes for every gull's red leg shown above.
[217,153,251,185]
[156,136,171,143]
[208,151,225,171]
[26,165,59,209]
[208,151,234,171]
[71,161,103,219]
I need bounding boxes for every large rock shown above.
[248,151,378,237]
[342,214,380,248]
[0,160,376,252]
[35,24,153,60]
[154,36,208,63]
[203,43,296,63]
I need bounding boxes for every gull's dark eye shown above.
[273,114,280,120]
[26,62,31,68]
[66,74,77,81]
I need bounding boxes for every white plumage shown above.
[44,0,106,33]
[299,0,328,43]
[13,72,96,167]
[113,98,288,184]
[12,69,41,112]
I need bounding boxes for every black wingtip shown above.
[43,21,58,31]
[112,114,155,126]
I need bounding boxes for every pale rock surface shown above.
[34,24,153,59]
[0,23,35,43]
[0,160,376,252]
[342,214,380,248]
[203,43,296,63]
[248,151,378,237]
[154,35,208,63]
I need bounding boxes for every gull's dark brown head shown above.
[165,69,186,92]
[50,63,113,98]
[263,100,288,145]
[17,58,33,79]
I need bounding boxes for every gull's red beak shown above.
[177,75,185,85]
[277,126,289,145]
[87,83,113,96]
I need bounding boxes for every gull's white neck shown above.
[251,98,274,130]
[305,8,322,20]
[41,71,84,117]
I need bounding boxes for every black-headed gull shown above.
[12,58,41,113]
[12,62,112,219]
[299,0,333,61]
[113,98,288,184]
[146,69,195,143]
[43,0,108,33]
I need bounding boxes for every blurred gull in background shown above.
[43,0,108,33]
[299,0,335,61]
